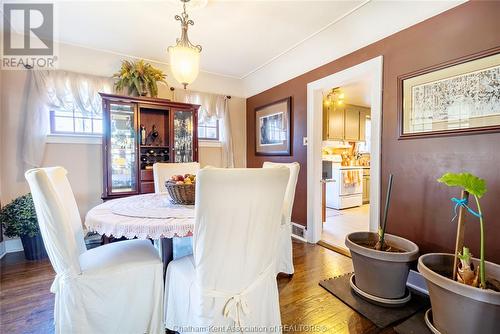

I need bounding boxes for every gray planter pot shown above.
[345,232,419,299]
[418,253,500,334]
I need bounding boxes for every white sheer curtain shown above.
[22,70,113,167]
[178,90,234,168]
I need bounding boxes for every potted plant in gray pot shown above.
[418,172,500,333]
[345,174,420,304]
[0,193,48,260]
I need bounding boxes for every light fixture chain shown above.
[171,0,202,52]
[168,0,203,89]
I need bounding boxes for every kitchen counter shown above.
[334,165,370,170]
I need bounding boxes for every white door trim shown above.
[306,56,383,243]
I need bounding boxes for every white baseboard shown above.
[291,234,307,243]
[2,238,24,257]
[0,241,5,259]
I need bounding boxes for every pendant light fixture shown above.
[324,87,345,106]
[168,0,202,89]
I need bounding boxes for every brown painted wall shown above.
[246,1,500,262]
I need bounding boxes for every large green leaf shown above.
[437,172,487,198]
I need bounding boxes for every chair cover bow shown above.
[201,262,275,329]
[223,294,250,323]
[50,269,78,294]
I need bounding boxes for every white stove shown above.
[323,155,364,210]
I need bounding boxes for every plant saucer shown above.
[424,308,442,334]
[350,274,411,307]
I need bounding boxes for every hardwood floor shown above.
[0,252,55,334]
[1,240,395,333]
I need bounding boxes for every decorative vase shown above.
[20,234,48,260]
[418,253,500,333]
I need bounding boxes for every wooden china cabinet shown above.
[99,93,200,200]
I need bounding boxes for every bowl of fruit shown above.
[165,174,196,205]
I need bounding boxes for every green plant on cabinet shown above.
[113,60,168,97]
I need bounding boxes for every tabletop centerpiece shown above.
[165,174,196,205]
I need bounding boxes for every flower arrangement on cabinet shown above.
[113,59,167,97]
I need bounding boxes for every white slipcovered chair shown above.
[152,162,200,194]
[25,167,164,334]
[263,162,300,275]
[164,167,290,333]
[153,162,201,260]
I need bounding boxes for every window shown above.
[358,117,371,153]
[198,117,219,140]
[50,107,102,135]
[45,74,110,137]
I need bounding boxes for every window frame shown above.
[197,118,220,141]
[49,109,103,136]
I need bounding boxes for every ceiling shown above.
[341,78,372,108]
[3,0,465,96]
[10,0,365,79]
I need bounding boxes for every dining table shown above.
[85,193,195,273]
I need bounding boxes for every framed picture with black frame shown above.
[255,97,292,156]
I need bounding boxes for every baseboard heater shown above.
[291,223,307,241]
[406,269,428,295]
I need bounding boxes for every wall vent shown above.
[291,223,307,241]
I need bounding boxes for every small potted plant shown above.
[418,172,500,333]
[0,193,48,260]
[113,59,168,97]
[345,174,419,302]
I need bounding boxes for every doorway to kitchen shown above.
[306,56,383,254]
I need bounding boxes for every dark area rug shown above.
[393,309,432,334]
[319,272,430,328]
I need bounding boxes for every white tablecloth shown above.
[85,193,195,239]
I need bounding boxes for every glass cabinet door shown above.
[108,103,138,194]
[172,110,194,163]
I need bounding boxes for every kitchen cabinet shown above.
[323,103,370,142]
[323,104,344,140]
[344,106,361,141]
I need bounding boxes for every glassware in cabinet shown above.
[172,110,195,163]
[108,103,138,194]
